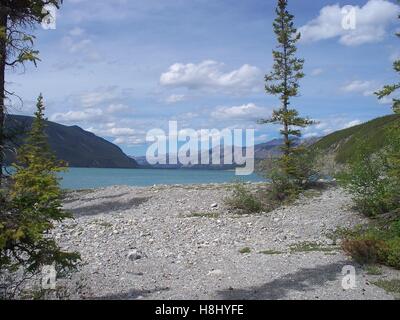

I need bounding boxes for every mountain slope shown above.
[313,114,400,163]
[5,115,138,168]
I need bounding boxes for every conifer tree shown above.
[0,95,79,288]
[260,0,314,185]
[0,0,62,185]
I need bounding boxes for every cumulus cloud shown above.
[299,0,400,46]
[341,80,378,96]
[50,108,103,123]
[306,117,364,137]
[211,103,271,121]
[160,60,262,94]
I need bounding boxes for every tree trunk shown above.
[0,11,7,186]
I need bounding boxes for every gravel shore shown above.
[37,184,400,299]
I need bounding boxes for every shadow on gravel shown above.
[98,287,170,300]
[63,192,131,205]
[217,261,348,300]
[68,197,151,217]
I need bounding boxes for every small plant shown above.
[225,182,264,214]
[365,265,383,276]
[289,241,338,254]
[187,212,220,219]
[373,279,400,299]
[239,247,251,254]
[259,249,283,255]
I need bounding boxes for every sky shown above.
[5,0,400,156]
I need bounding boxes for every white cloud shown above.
[79,87,119,108]
[160,60,262,93]
[62,36,101,62]
[308,117,364,137]
[69,27,85,37]
[341,80,379,96]
[50,108,103,122]
[113,136,144,146]
[344,119,362,128]
[299,0,400,46]
[211,103,271,121]
[106,103,130,114]
[165,94,185,104]
[311,68,324,76]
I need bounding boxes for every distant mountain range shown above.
[132,137,320,169]
[4,115,138,168]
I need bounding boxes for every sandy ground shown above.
[24,184,400,300]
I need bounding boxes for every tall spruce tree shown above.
[0,1,62,185]
[260,0,314,181]
[0,95,79,292]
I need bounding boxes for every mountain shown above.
[4,115,138,168]
[313,114,400,164]
[132,137,320,169]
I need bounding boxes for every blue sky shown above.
[6,0,400,156]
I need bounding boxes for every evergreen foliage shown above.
[260,0,315,197]
[0,95,79,296]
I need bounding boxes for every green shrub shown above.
[225,182,264,214]
[338,140,397,217]
[342,220,400,269]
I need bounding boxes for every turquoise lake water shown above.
[58,168,265,190]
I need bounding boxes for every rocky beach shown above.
[20,183,397,300]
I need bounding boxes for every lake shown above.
[59,168,266,190]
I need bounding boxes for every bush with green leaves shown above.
[225,182,264,214]
[342,219,400,269]
[338,138,398,217]
[0,95,80,297]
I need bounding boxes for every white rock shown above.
[208,269,223,276]
[127,249,143,261]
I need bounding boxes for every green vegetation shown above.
[365,265,383,276]
[225,182,265,214]
[338,15,400,269]
[259,249,283,255]
[259,0,315,202]
[0,1,63,184]
[313,114,400,164]
[373,279,400,299]
[342,220,400,268]
[338,140,398,217]
[0,96,80,298]
[289,241,338,254]
[239,247,251,254]
[187,212,220,219]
